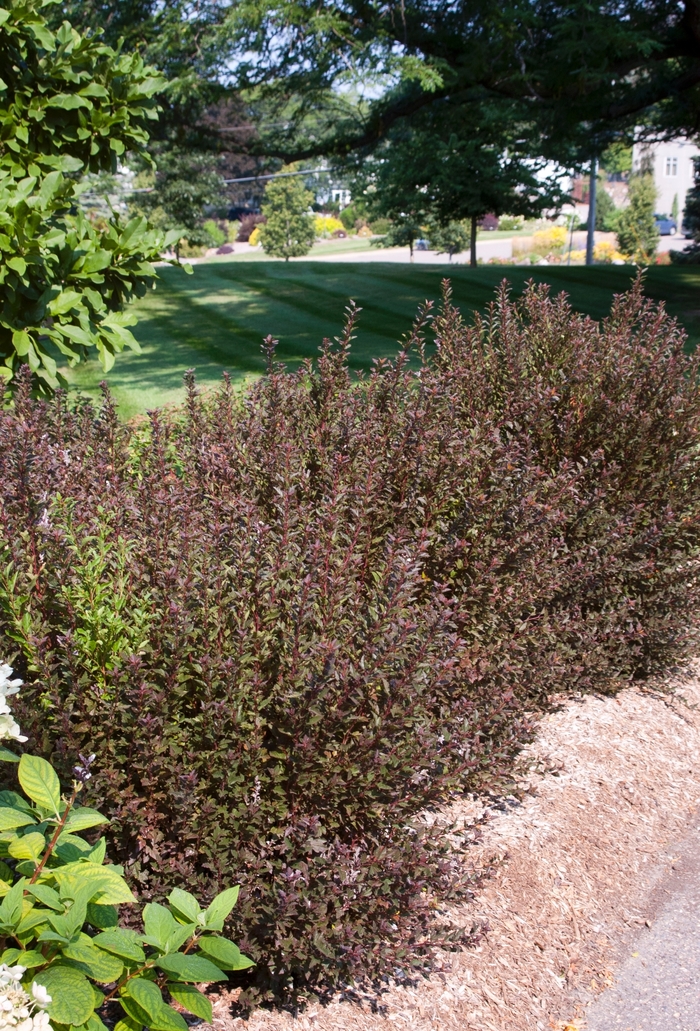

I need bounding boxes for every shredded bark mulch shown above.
[208,668,700,1030]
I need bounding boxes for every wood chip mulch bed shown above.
[206,668,700,1031]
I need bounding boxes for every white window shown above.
[665,156,678,176]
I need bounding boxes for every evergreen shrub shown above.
[0,280,699,1004]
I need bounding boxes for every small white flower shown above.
[0,966,25,988]
[0,666,22,697]
[29,986,50,1010]
[0,964,53,1031]
[0,667,25,745]
[0,715,27,744]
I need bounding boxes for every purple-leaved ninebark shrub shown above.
[0,277,698,1003]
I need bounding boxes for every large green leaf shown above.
[63,939,125,983]
[18,755,60,816]
[168,983,213,1021]
[8,831,45,862]
[64,807,109,833]
[26,883,63,911]
[123,978,163,1020]
[155,953,227,982]
[0,806,36,830]
[142,902,177,950]
[123,979,188,1031]
[93,928,145,964]
[203,886,239,931]
[0,879,26,928]
[34,965,95,1026]
[198,935,254,970]
[48,861,136,904]
[167,888,201,924]
[118,995,152,1028]
[0,791,33,815]
[17,906,53,937]
[1,947,45,968]
[86,903,118,929]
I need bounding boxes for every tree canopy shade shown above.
[56,0,700,165]
[0,0,184,388]
[221,0,700,161]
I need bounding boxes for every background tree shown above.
[219,0,700,165]
[0,0,184,390]
[50,1,267,216]
[130,149,226,254]
[55,0,700,174]
[616,174,659,263]
[374,218,425,259]
[258,168,316,260]
[427,220,470,262]
[595,182,620,232]
[357,105,567,268]
[599,142,633,178]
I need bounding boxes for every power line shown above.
[223,167,333,184]
[128,166,341,194]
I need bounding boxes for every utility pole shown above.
[586,156,597,266]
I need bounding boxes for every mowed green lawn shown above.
[64,259,700,419]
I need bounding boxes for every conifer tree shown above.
[259,169,316,260]
[616,174,659,263]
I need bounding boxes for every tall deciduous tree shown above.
[357,107,567,267]
[0,0,186,389]
[258,168,316,260]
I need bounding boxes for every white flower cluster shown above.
[0,665,26,744]
[0,965,51,1031]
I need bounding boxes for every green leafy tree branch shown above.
[0,0,188,390]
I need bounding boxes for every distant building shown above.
[331,188,352,208]
[632,138,699,223]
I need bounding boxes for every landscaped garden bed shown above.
[218,667,700,1031]
[1,277,699,1011]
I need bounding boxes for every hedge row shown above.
[1,278,699,1004]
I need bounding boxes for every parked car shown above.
[681,218,695,239]
[654,214,677,235]
[415,239,430,251]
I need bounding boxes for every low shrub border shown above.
[0,663,252,1028]
[0,277,698,1005]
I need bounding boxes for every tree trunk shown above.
[470,215,477,267]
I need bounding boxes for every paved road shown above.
[301,238,515,263]
[585,820,700,1031]
[217,233,695,265]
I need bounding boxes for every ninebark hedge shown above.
[1,278,698,1004]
